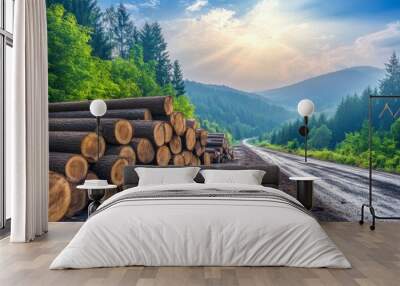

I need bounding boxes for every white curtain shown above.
[8,0,49,242]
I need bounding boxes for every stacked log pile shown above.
[47,96,233,221]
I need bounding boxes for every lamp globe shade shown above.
[90,99,107,117]
[297,99,315,117]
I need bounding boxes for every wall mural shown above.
[46,0,400,223]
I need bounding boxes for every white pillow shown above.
[200,169,266,185]
[135,167,201,186]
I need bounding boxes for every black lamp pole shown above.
[304,116,308,162]
[96,116,100,161]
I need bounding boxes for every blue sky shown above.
[98,0,400,91]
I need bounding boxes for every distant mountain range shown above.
[185,66,385,139]
[184,81,295,139]
[258,66,384,112]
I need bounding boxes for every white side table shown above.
[77,184,117,216]
[289,177,319,210]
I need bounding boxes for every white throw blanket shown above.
[50,183,351,269]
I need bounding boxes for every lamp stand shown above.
[304,116,308,162]
[96,116,100,161]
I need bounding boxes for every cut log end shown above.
[156,146,171,166]
[169,135,182,155]
[182,150,193,166]
[131,138,155,164]
[111,158,129,186]
[114,119,133,145]
[119,146,136,165]
[153,122,165,147]
[171,112,186,136]
[172,154,185,166]
[48,172,71,222]
[81,132,106,162]
[163,122,173,143]
[65,155,89,183]
[185,127,196,151]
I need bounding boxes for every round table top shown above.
[289,176,319,181]
[77,184,117,190]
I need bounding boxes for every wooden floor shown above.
[0,222,399,286]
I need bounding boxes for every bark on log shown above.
[183,127,196,151]
[49,109,152,120]
[156,146,171,166]
[186,119,198,129]
[49,96,173,116]
[182,150,193,166]
[163,122,173,143]
[195,141,205,157]
[48,171,71,222]
[49,131,106,162]
[105,145,136,165]
[202,152,211,166]
[91,155,129,186]
[49,152,88,183]
[172,153,185,166]
[190,155,201,166]
[65,172,96,218]
[169,135,182,155]
[196,129,208,146]
[130,138,155,164]
[131,120,165,147]
[49,118,133,145]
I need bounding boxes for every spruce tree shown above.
[172,60,185,96]
[380,52,400,96]
[47,0,112,59]
[140,22,172,86]
[113,4,135,59]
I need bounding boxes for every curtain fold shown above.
[9,0,49,242]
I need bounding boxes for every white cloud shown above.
[139,0,160,9]
[162,0,397,90]
[186,0,208,12]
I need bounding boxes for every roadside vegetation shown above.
[257,53,400,174]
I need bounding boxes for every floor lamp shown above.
[297,99,315,162]
[90,99,107,160]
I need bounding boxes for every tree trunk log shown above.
[169,135,182,155]
[49,96,173,116]
[183,127,196,151]
[105,145,136,165]
[202,152,211,166]
[196,129,208,146]
[195,141,205,157]
[49,118,133,145]
[156,146,171,166]
[130,138,155,164]
[91,155,129,186]
[49,109,152,120]
[49,131,106,162]
[190,155,201,166]
[65,172,96,218]
[131,120,165,147]
[182,150,193,166]
[172,153,185,166]
[163,122,173,143]
[186,119,198,129]
[49,152,88,183]
[48,171,71,222]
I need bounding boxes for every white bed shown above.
[50,183,351,269]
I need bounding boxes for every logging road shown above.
[243,141,400,221]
